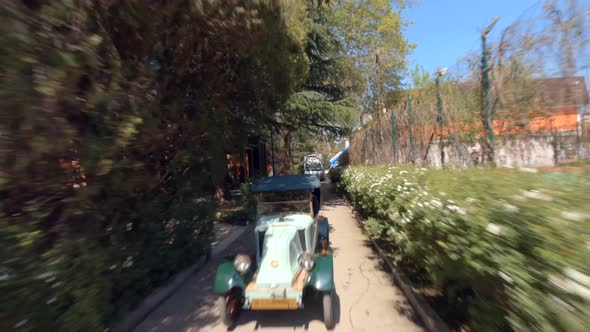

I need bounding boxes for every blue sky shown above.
[403,0,540,78]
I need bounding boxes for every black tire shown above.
[312,195,320,217]
[217,295,240,327]
[322,291,335,330]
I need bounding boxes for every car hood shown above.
[256,224,301,288]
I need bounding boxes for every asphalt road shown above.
[133,183,423,332]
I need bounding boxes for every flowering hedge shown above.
[340,165,590,331]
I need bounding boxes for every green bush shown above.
[0,1,307,331]
[341,165,590,331]
[328,166,345,183]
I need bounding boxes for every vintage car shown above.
[213,174,334,329]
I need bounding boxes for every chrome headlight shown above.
[233,254,251,274]
[298,252,315,271]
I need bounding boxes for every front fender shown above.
[213,259,252,294]
[306,254,334,291]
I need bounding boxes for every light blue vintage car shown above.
[213,175,334,329]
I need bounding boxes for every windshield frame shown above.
[255,191,313,217]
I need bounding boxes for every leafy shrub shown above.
[328,166,345,183]
[0,1,307,331]
[341,165,590,331]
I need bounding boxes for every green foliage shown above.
[329,0,413,108]
[328,166,345,183]
[341,165,590,331]
[410,64,431,88]
[276,1,362,172]
[0,1,310,331]
[281,1,361,137]
[240,180,256,220]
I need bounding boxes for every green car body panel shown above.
[306,254,335,291]
[213,259,254,294]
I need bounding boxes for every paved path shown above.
[134,184,423,332]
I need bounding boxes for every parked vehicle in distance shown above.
[212,174,335,329]
[304,154,325,181]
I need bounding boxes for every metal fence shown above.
[350,0,590,168]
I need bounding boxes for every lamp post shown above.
[435,67,447,167]
[481,18,499,165]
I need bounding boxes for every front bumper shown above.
[243,287,304,310]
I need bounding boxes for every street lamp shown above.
[435,67,447,167]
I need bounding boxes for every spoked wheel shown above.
[322,290,335,330]
[217,292,242,327]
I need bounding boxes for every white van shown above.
[303,154,325,181]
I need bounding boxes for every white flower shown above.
[51,282,63,288]
[47,297,57,304]
[439,192,447,196]
[109,265,117,270]
[447,204,467,215]
[549,295,575,312]
[519,167,538,173]
[430,199,442,208]
[123,256,134,268]
[0,267,14,281]
[549,275,590,300]
[35,271,56,280]
[45,276,56,283]
[465,197,476,204]
[399,170,408,175]
[512,194,526,202]
[564,268,590,287]
[522,190,552,201]
[126,223,133,231]
[503,203,519,213]
[15,319,28,328]
[486,223,503,235]
[499,271,513,284]
[561,211,587,222]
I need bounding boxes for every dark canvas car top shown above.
[251,175,320,193]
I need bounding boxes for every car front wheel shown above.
[217,294,241,327]
[322,291,335,329]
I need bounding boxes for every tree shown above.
[0,1,310,330]
[275,0,362,172]
[329,0,413,111]
[411,64,431,88]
